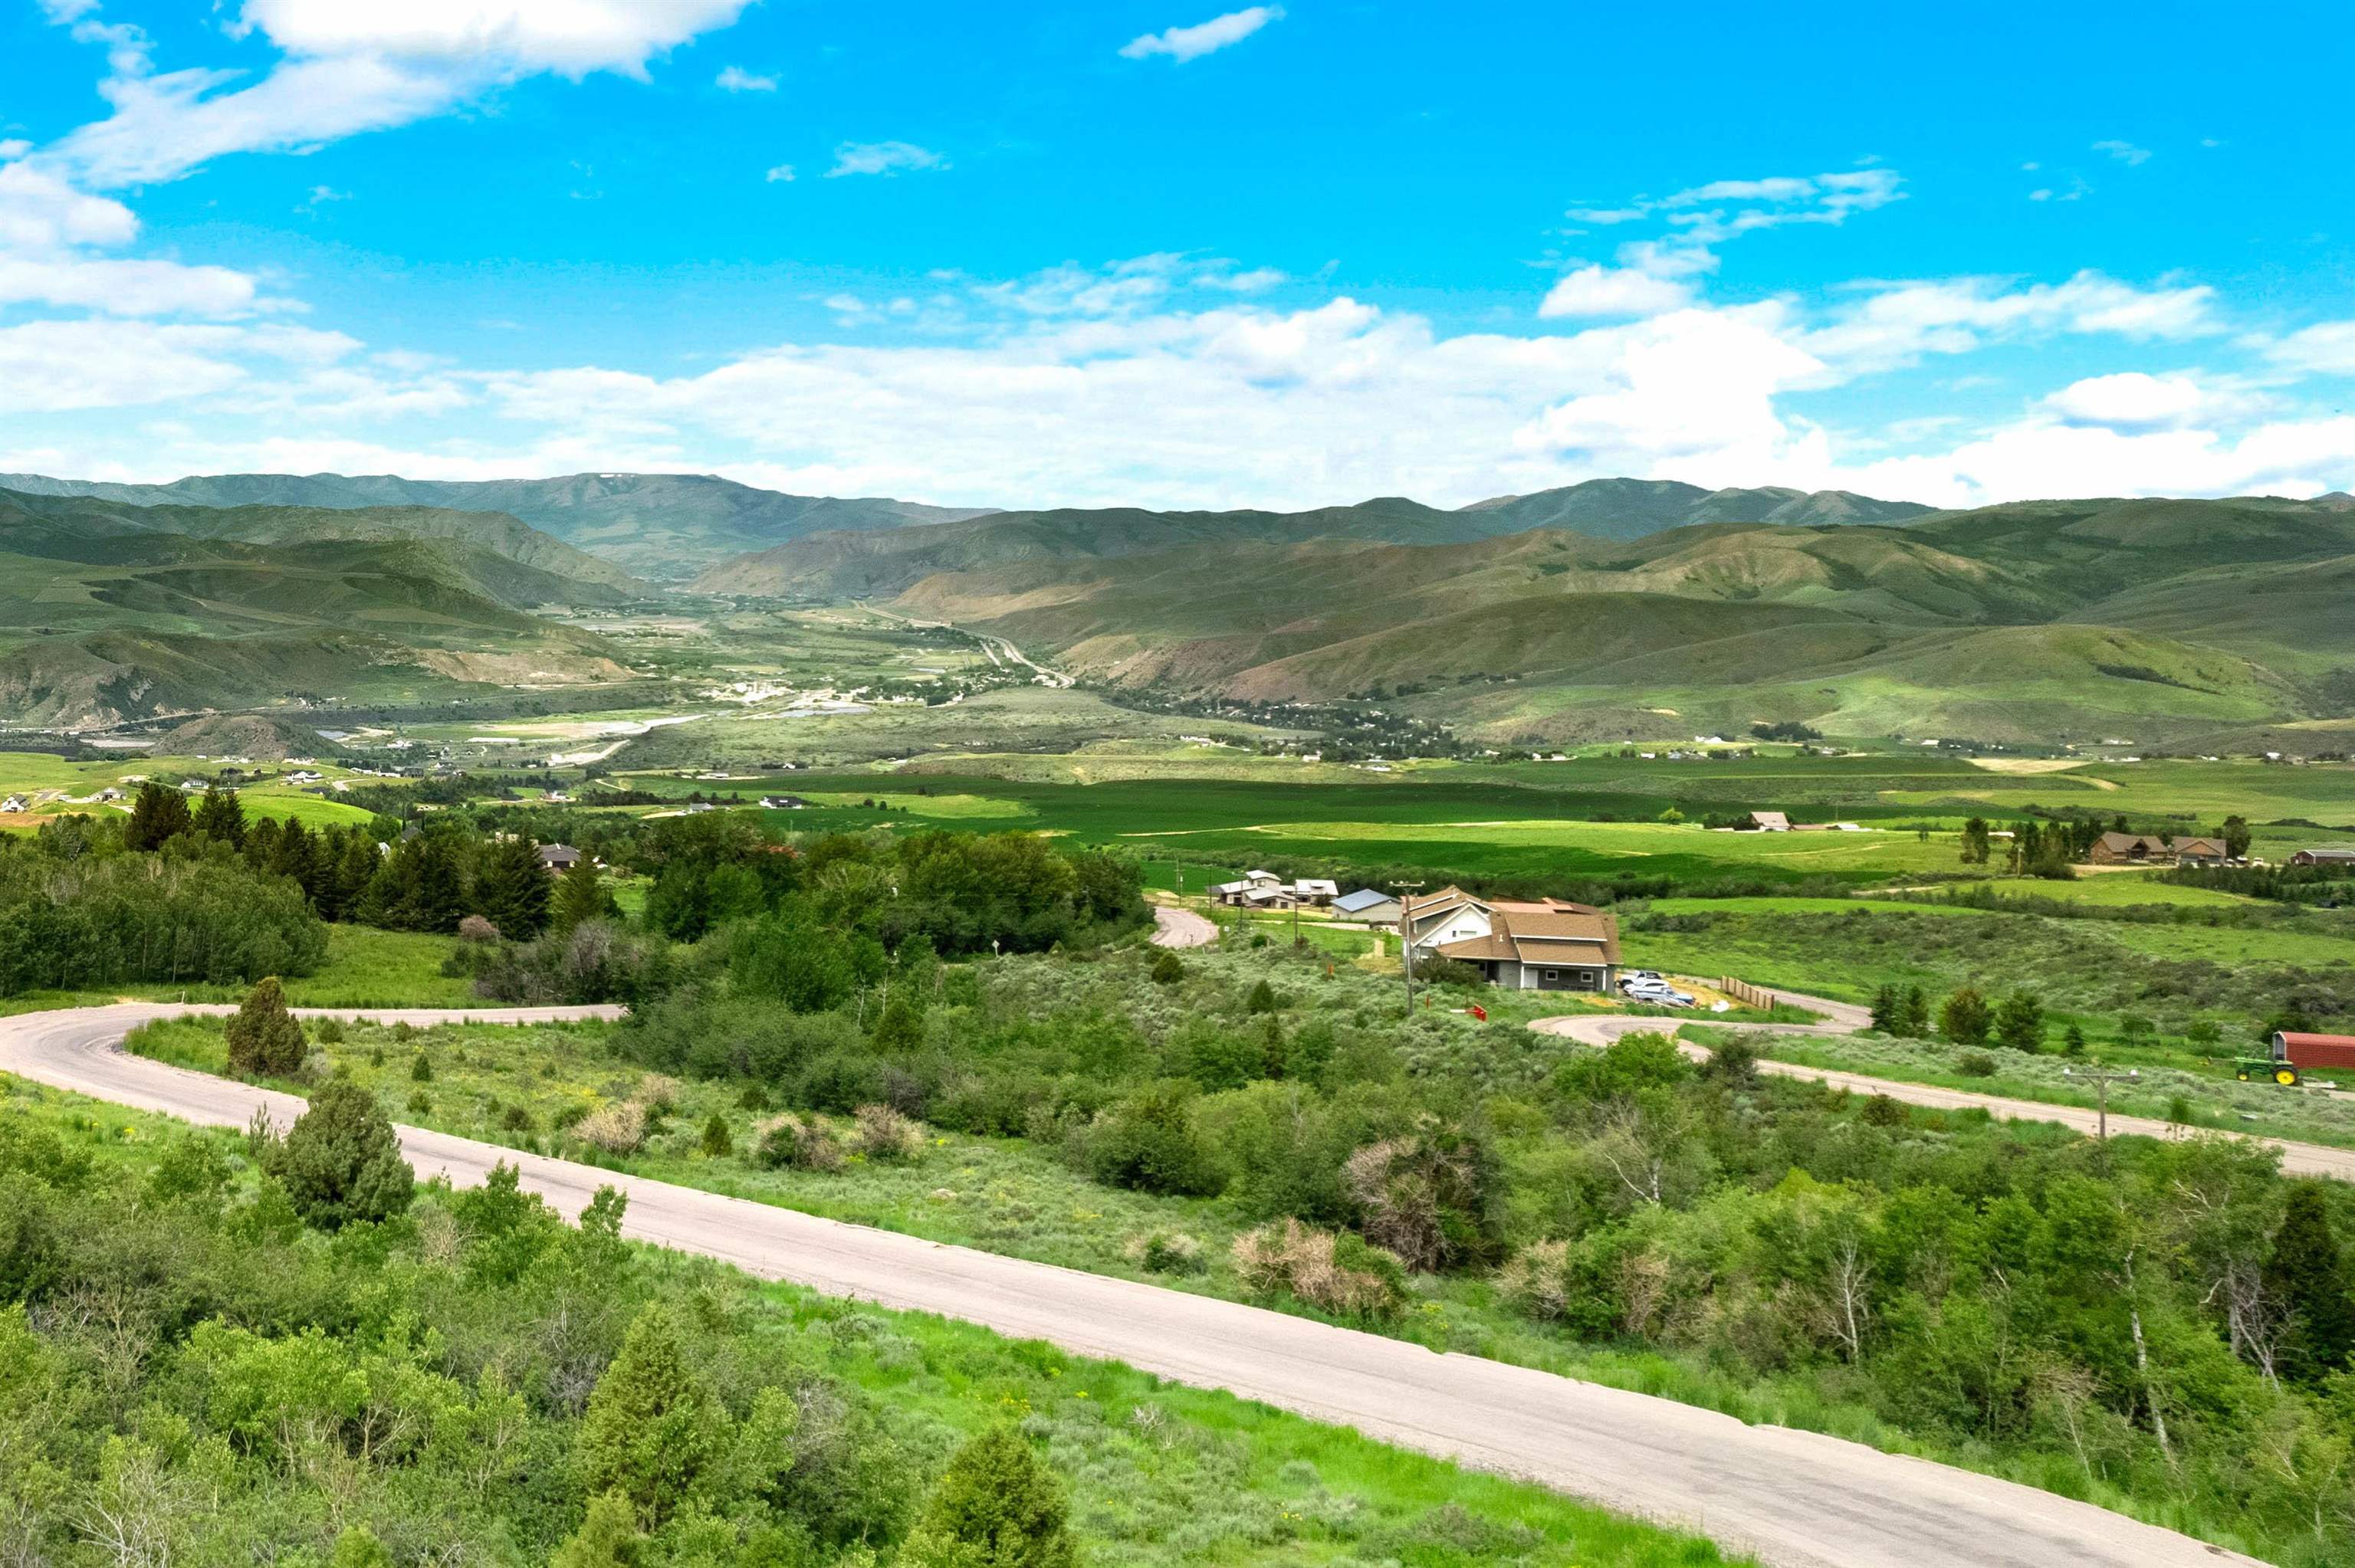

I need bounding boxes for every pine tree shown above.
[2062,1022,2087,1055]
[1900,986,1932,1037]
[124,781,194,851]
[872,991,925,1051]
[580,1303,732,1523]
[2265,1183,2355,1382]
[193,786,247,848]
[1993,991,2045,1052]
[553,854,616,933]
[225,976,308,1078]
[551,1492,642,1568]
[1938,987,1991,1045]
[264,1078,413,1230]
[698,1113,732,1158]
[1958,816,1992,866]
[473,834,552,940]
[899,1426,1077,1568]
[1868,984,1901,1035]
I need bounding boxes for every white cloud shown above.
[45,0,755,187]
[716,65,776,92]
[2262,320,2355,377]
[2041,371,2267,431]
[2093,139,2152,166]
[764,163,796,183]
[1564,205,1650,225]
[826,141,946,178]
[1803,271,2216,373]
[0,161,137,252]
[1120,6,1284,63]
[1538,264,1693,320]
[0,317,355,412]
[0,255,264,316]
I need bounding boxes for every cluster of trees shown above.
[1869,983,2067,1051]
[1956,815,2079,877]
[0,1084,1079,1568]
[0,831,326,996]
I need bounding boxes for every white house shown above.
[1332,887,1401,926]
[1211,870,1338,908]
[1403,885,1620,992]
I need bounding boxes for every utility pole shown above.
[2063,1064,2140,1142]
[1393,880,1426,1012]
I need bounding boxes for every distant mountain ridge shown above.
[0,471,1003,582]
[693,481,1933,598]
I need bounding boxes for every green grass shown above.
[0,923,476,1015]
[0,1069,1744,1568]
[120,1005,2259,1553]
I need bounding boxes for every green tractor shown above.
[2237,1030,2355,1087]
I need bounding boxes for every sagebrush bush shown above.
[1122,1229,1205,1274]
[1493,1240,1570,1320]
[850,1103,925,1162]
[1231,1218,1407,1319]
[574,1099,649,1155]
[753,1112,844,1172]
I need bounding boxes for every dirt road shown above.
[1533,986,2355,1181]
[0,1000,2258,1568]
[1150,904,1218,948]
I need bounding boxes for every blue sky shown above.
[2,1,2352,510]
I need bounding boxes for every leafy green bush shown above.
[258,1078,413,1230]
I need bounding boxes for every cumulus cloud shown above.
[2262,320,2355,376]
[1538,265,1693,320]
[1120,6,1284,63]
[2093,139,2152,166]
[826,141,946,178]
[764,164,796,183]
[44,0,756,187]
[2040,371,2268,431]
[715,65,776,91]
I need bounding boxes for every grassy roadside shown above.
[0,1069,1743,1568]
[123,1009,2255,1552]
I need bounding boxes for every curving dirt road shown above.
[1534,986,2355,1182]
[0,1000,2259,1568]
[1150,904,1219,948]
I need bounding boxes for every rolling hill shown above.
[0,471,1000,582]
[0,490,638,728]
[883,494,2355,749]
[693,481,1934,599]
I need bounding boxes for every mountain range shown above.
[0,471,1000,582]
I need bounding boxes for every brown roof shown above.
[2173,837,2227,855]
[1436,906,1621,967]
[2094,831,2167,854]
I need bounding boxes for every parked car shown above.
[1621,977,1696,1008]
[1624,969,1664,982]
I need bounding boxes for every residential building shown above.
[1331,887,1401,926]
[2291,847,2355,868]
[2088,832,2173,864]
[1210,870,1338,907]
[538,843,584,874]
[1399,885,1621,992]
[2173,836,2230,867]
[1749,810,1791,832]
[760,795,811,809]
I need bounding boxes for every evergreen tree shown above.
[1868,984,1901,1035]
[472,834,552,940]
[273,818,320,903]
[1938,988,1991,1045]
[1900,986,1932,1037]
[871,990,924,1051]
[264,1078,413,1230]
[698,1113,731,1158]
[1993,991,2046,1053]
[2264,1183,2355,1382]
[551,1492,642,1568]
[580,1303,732,1523]
[1958,816,1992,865]
[900,1425,1077,1568]
[124,781,194,851]
[225,976,307,1078]
[192,786,247,848]
[1150,949,1185,986]
[2062,1021,2087,1055]
[553,854,617,933]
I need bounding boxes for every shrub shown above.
[1493,1239,1570,1320]
[458,914,502,944]
[1956,1051,1998,1078]
[1415,957,1484,990]
[737,1083,772,1111]
[698,1112,732,1157]
[1861,1094,1909,1126]
[1232,1218,1407,1319]
[1149,950,1185,985]
[225,976,307,1078]
[1939,988,1991,1045]
[1340,1121,1499,1272]
[753,1113,844,1173]
[410,1052,434,1083]
[1243,979,1279,1014]
[898,1425,1076,1568]
[850,1103,925,1163]
[408,1091,433,1117]
[261,1078,413,1230]
[1700,1037,1760,1088]
[1122,1229,1206,1274]
[576,1101,649,1156]
[314,1017,345,1045]
[501,1104,534,1133]
[636,1075,682,1117]
[1081,1081,1224,1196]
